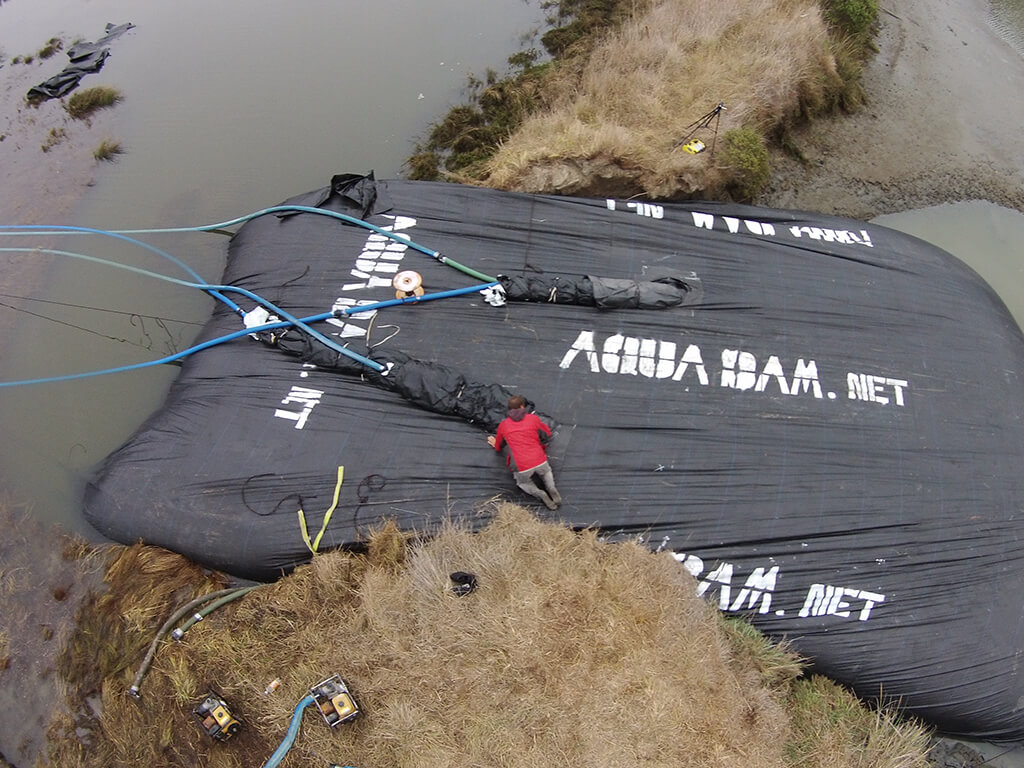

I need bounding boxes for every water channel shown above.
[0,0,545,534]
[1,0,1022,545]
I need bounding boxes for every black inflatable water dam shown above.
[84,175,1024,740]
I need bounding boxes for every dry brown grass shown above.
[40,126,67,153]
[45,504,930,768]
[483,0,840,198]
[56,543,228,704]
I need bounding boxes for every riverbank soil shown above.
[0,57,115,226]
[0,55,118,344]
[759,0,1024,218]
[0,505,105,768]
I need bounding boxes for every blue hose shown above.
[0,246,198,289]
[0,224,244,315]
[0,280,500,388]
[263,694,315,768]
[0,234,500,387]
[335,281,499,315]
[121,205,444,259]
[0,207,437,261]
[153,204,499,283]
[0,204,498,282]
[205,283,382,372]
[0,315,307,388]
[0,246,382,374]
[0,246,498,387]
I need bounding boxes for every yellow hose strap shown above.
[297,466,344,554]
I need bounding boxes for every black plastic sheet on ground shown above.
[85,176,1024,740]
[27,22,134,101]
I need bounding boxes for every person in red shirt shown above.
[487,394,562,510]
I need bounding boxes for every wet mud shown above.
[0,505,105,768]
[759,0,1024,218]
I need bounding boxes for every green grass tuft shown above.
[93,138,124,161]
[721,615,805,689]
[786,675,932,768]
[821,0,879,40]
[66,86,124,119]
[719,126,772,201]
[38,37,63,59]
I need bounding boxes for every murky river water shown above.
[991,0,1024,54]
[0,0,544,533]
[1,0,1023,542]
[2,6,1024,766]
[875,202,1024,332]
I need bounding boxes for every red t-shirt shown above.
[493,413,551,472]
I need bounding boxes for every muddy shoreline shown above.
[0,56,116,226]
[3,0,1024,232]
[757,0,1024,218]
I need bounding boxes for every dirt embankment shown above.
[758,0,1024,218]
[0,507,106,768]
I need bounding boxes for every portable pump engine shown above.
[310,675,360,727]
[193,690,242,741]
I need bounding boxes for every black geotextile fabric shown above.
[84,176,1024,740]
[497,270,702,309]
[27,22,134,100]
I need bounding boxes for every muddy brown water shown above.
[875,202,1024,333]
[991,0,1024,54]
[0,0,545,536]
[2,4,546,766]
[2,0,1022,544]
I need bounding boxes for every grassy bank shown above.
[408,0,877,201]
[45,504,930,768]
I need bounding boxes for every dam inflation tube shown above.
[85,174,1024,740]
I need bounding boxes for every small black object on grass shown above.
[449,571,478,596]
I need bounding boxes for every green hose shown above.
[128,586,259,699]
[439,255,496,283]
[129,588,236,698]
[170,585,261,641]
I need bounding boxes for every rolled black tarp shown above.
[27,23,134,101]
[84,176,1024,740]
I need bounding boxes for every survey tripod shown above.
[672,102,726,153]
